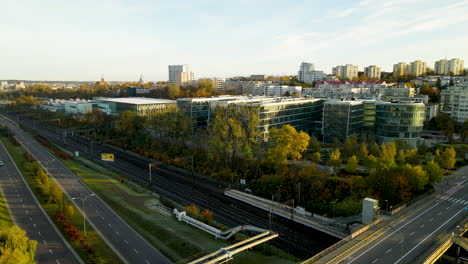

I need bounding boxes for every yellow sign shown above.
[101,153,114,161]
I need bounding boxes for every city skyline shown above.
[2,0,468,81]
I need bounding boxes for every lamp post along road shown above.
[72,194,95,238]
[38,158,55,190]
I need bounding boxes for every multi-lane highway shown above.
[1,116,171,264]
[0,141,82,264]
[321,166,468,264]
[4,113,340,258]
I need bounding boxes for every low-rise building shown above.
[95,97,177,117]
[253,85,302,97]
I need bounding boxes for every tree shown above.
[0,226,38,264]
[435,148,456,170]
[359,143,368,160]
[345,155,359,173]
[309,135,321,153]
[380,142,397,166]
[266,125,310,165]
[328,149,341,175]
[167,84,180,99]
[311,152,321,163]
[406,165,428,191]
[198,78,215,94]
[66,205,75,218]
[425,160,444,183]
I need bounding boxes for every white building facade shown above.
[332,64,358,80]
[441,81,468,122]
[298,62,327,84]
[364,65,381,79]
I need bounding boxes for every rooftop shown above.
[96,97,176,105]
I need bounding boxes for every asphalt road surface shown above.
[336,166,468,264]
[1,116,171,264]
[0,141,82,264]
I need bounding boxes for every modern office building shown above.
[409,60,427,76]
[298,62,327,84]
[64,100,95,115]
[363,65,381,79]
[383,84,416,98]
[375,101,425,148]
[393,62,409,77]
[96,97,176,117]
[168,64,194,86]
[363,100,377,135]
[440,81,468,122]
[178,96,323,138]
[322,100,364,142]
[127,86,150,97]
[332,64,358,80]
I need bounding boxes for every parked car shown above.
[0,160,3,167]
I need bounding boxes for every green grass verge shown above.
[63,157,299,264]
[0,189,14,230]
[0,136,123,264]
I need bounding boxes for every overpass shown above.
[304,165,468,264]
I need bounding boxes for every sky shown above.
[1,0,468,81]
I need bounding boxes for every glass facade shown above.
[375,102,425,148]
[323,101,364,142]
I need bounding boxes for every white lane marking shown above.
[429,218,434,222]
[145,260,150,264]
[438,212,442,215]
[420,224,425,229]
[465,201,468,205]
[38,232,41,236]
[398,240,404,244]
[409,232,415,236]
[395,209,464,264]
[115,231,119,236]
[20,198,22,202]
[385,248,392,254]
[108,224,112,227]
[33,224,36,228]
[124,240,128,244]
[26,210,29,214]
[134,249,139,254]
[56,260,61,264]
[29,217,32,221]
[371,259,378,263]
[43,240,47,244]
[347,200,443,264]
[49,249,53,254]
[446,206,450,209]
[22,204,25,208]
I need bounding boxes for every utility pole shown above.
[297,182,301,206]
[148,163,156,184]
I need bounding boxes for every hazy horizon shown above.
[2,0,468,81]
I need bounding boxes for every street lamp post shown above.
[384,200,389,212]
[331,199,338,218]
[148,163,156,184]
[72,194,95,238]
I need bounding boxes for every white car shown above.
[0,161,3,167]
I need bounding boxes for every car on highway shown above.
[0,160,3,167]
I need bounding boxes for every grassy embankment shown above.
[0,135,123,264]
[58,148,298,264]
[0,189,14,229]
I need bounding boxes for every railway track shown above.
[6,113,339,258]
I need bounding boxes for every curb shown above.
[0,140,85,264]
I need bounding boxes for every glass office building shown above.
[375,102,425,148]
[322,100,364,142]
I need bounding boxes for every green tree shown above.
[435,148,456,170]
[425,160,444,183]
[167,84,180,99]
[380,142,397,166]
[0,226,37,264]
[266,125,310,165]
[311,152,321,163]
[359,142,368,160]
[198,78,215,94]
[328,149,341,175]
[309,135,321,153]
[345,155,359,173]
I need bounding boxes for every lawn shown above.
[63,156,299,264]
[0,189,13,230]
[0,136,123,264]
